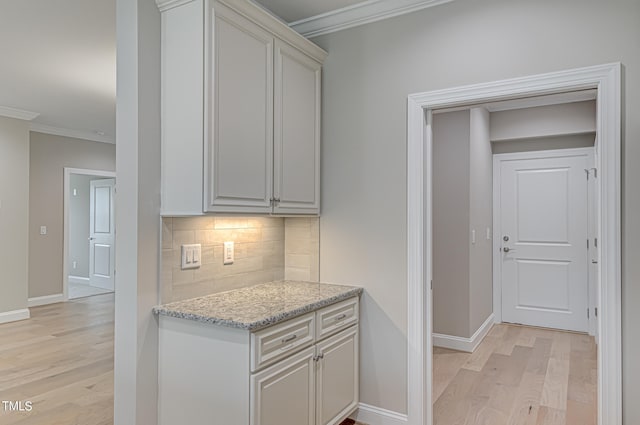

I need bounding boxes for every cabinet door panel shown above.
[316,326,359,425]
[273,41,321,215]
[207,3,273,213]
[251,347,315,425]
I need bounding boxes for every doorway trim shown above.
[63,167,117,301]
[406,63,621,425]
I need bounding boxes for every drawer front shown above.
[251,312,315,372]
[316,298,359,341]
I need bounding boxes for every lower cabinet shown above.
[251,326,359,425]
[158,298,360,425]
[251,346,316,425]
[315,326,359,425]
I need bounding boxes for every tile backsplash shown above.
[161,216,319,303]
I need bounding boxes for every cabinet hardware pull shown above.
[281,334,297,343]
[314,353,324,362]
[334,314,347,321]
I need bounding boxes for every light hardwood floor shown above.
[0,294,114,425]
[433,323,597,425]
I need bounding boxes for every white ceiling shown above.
[0,0,438,145]
[0,0,115,143]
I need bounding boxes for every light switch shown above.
[181,244,201,269]
[40,226,47,235]
[486,227,492,240]
[471,229,476,244]
[224,241,234,265]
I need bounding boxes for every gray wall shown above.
[0,117,30,314]
[469,108,493,334]
[314,0,640,418]
[431,108,493,340]
[29,132,115,298]
[432,110,471,338]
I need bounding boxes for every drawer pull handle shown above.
[281,334,297,344]
[334,314,347,321]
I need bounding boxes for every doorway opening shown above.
[430,93,598,423]
[406,63,621,425]
[64,168,116,300]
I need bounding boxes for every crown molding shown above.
[0,105,40,121]
[289,0,454,38]
[156,0,196,12]
[30,122,115,144]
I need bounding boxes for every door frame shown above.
[406,63,621,425]
[492,147,595,333]
[63,167,117,301]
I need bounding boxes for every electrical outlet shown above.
[224,241,234,265]
[181,244,202,269]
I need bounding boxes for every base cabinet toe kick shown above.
[158,297,360,425]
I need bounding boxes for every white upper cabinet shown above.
[273,40,322,214]
[158,0,326,216]
[207,3,274,213]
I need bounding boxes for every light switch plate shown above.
[181,244,202,269]
[223,241,234,265]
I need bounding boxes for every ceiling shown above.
[0,0,115,143]
[0,0,413,145]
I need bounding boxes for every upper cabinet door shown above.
[206,2,274,213]
[273,40,322,215]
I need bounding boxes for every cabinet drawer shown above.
[251,312,315,372]
[316,298,359,341]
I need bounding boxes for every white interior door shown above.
[497,149,591,332]
[89,179,115,291]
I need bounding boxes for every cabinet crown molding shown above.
[156,0,196,12]
[217,0,327,63]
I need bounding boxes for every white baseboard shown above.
[433,313,495,353]
[68,276,90,285]
[28,293,65,307]
[0,308,30,324]
[350,403,408,425]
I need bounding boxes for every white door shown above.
[496,149,591,332]
[89,179,115,291]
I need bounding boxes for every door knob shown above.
[503,247,516,253]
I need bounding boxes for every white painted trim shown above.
[28,294,65,307]
[433,313,495,353]
[290,0,454,38]
[156,0,195,12]
[492,147,595,326]
[406,97,430,425]
[0,309,30,324]
[351,403,408,425]
[68,276,90,285]
[63,168,117,303]
[407,63,621,425]
[0,105,40,121]
[30,122,115,144]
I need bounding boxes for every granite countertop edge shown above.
[153,283,363,331]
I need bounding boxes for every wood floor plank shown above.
[0,294,114,424]
[434,324,596,425]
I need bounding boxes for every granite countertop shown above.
[153,280,363,331]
